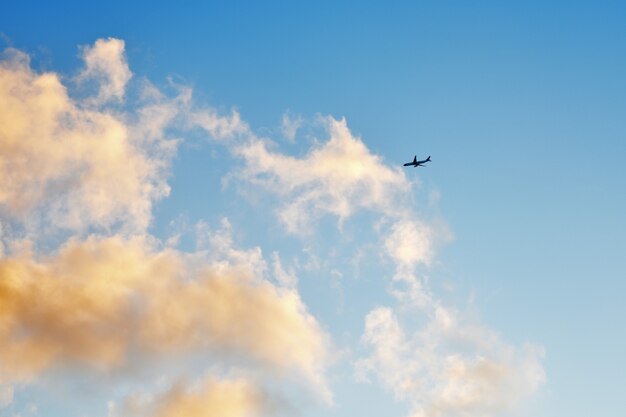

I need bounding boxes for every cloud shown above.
[77,37,132,103]
[356,306,545,417]
[280,111,302,142]
[188,105,249,140]
[0,40,334,411]
[0,234,330,398]
[272,251,297,288]
[233,116,411,234]
[0,41,178,234]
[228,115,442,303]
[225,112,544,415]
[385,218,435,272]
[110,376,267,417]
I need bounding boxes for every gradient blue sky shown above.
[1,2,625,417]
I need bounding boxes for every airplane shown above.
[403,155,431,167]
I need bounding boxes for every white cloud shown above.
[281,111,302,142]
[272,251,298,288]
[194,218,269,280]
[233,116,411,234]
[219,107,546,416]
[385,219,435,272]
[224,110,544,416]
[0,41,180,235]
[78,37,132,103]
[356,306,545,417]
[189,105,249,140]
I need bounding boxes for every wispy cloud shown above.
[77,37,132,104]
[232,116,411,234]
[356,306,545,417]
[188,104,248,140]
[280,111,303,142]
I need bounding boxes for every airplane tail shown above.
[426,156,431,161]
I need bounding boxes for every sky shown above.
[0,1,625,417]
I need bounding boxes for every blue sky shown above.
[1,2,625,417]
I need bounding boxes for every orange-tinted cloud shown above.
[0,39,332,411]
[0,235,329,396]
[111,377,267,417]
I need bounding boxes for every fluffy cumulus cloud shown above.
[0,235,329,390]
[0,43,177,234]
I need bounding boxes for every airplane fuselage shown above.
[403,155,431,167]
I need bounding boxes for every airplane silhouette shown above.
[403,155,431,167]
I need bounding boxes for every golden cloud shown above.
[0,39,333,411]
[111,377,266,417]
[0,235,329,394]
